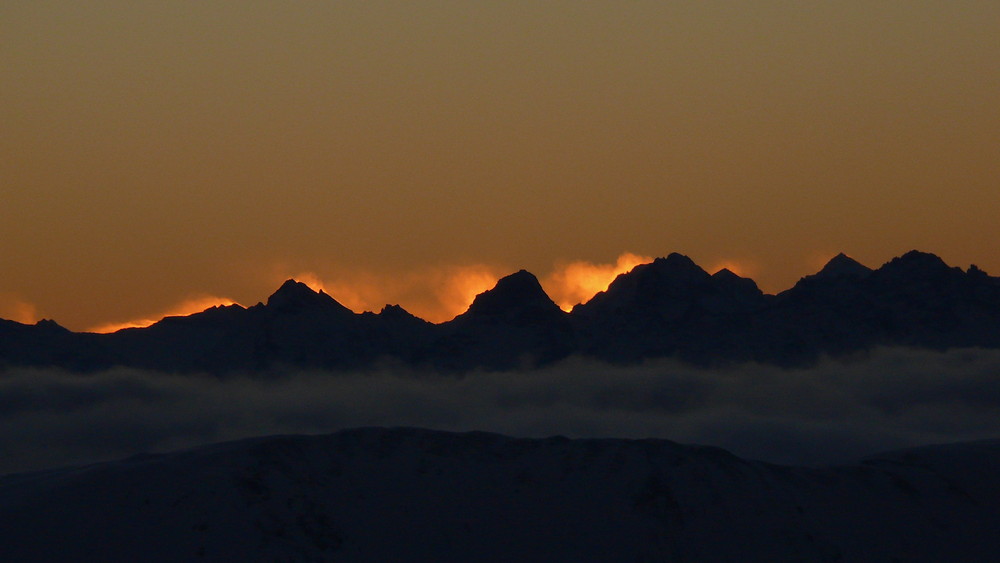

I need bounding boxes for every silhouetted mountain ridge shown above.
[428,270,575,369]
[462,269,561,321]
[3,250,1000,372]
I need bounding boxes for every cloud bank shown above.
[3,347,1000,474]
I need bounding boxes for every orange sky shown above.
[3,2,999,331]
[87,253,657,332]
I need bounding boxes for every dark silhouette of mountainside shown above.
[2,427,1000,561]
[3,250,1000,372]
[426,270,576,370]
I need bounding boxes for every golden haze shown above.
[2,3,998,331]
[88,296,241,334]
[77,253,660,332]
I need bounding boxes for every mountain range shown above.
[3,250,1000,372]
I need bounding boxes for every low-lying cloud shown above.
[4,347,1000,474]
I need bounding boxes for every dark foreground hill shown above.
[1,427,998,562]
[3,250,1000,372]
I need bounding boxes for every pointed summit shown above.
[377,304,429,325]
[379,304,412,317]
[267,279,323,307]
[712,268,740,280]
[437,269,575,369]
[266,279,354,316]
[815,253,872,280]
[464,270,561,318]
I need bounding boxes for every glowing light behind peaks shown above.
[275,253,655,322]
[88,296,241,334]
[541,252,654,312]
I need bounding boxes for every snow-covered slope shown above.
[1,428,998,562]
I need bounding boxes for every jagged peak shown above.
[627,252,710,285]
[33,318,68,332]
[378,303,423,321]
[271,278,313,294]
[379,303,407,315]
[967,264,992,278]
[815,253,872,279]
[266,279,352,315]
[655,252,702,270]
[576,253,716,314]
[712,268,740,280]
[502,269,538,282]
[464,270,560,317]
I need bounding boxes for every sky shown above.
[3,1,999,331]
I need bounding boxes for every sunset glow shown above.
[5,6,1000,554]
[88,296,241,334]
[3,2,999,332]
[274,256,660,323]
[542,253,654,312]
[292,273,329,295]
[282,265,503,323]
[432,266,503,322]
[0,295,38,325]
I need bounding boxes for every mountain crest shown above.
[378,304,426,323]
[5,249,1000,373]
[712,268,764,297]
[464,270,561,318]
[379,304,409,316]
[616,252,710,291]
[651,253,709,278]
[815,253,872,280]
[876,250,958,280]
[712,267,740,279]
[266,279,353,316]
[574,253,721,325]
[33,318,69,333]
